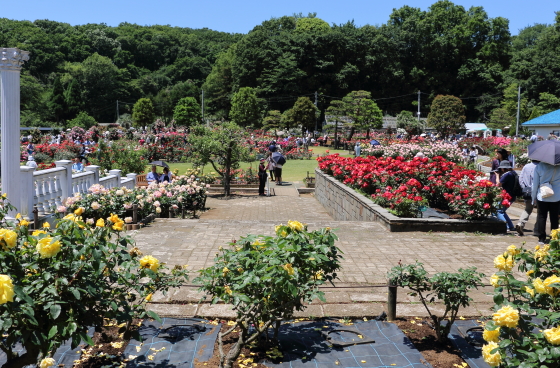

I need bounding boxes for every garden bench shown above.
[136,174,148,187]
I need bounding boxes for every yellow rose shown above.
[543,326,560,345]
[543,275,560,296]
[0,275,15,304]
[526,269,535,277]
[506,244,520,256]
[275,225,282,234]
[112,220,125,231]
[0,229,18,250]
[287,220,305,232]
[145,293,153,302]
[74,207,85,216]
[36,237,62,258]
[252,239,265,246]
[222,267,230,277]
[314,271,323,280]
[19,219,30,227]
[96,218,105,227]
[551,229,559,240]
[224,285,232,295]
[482,342,502,367]
[237,268,243,273]
[62,214,84,228]
[483,327,500,342]
[492,305,519,328]
[525,286,535,297]
[535,244,550,262]
[280,230,288,238]
[109,213,120,224]
[139,255,160,272]
[493,254,514,272]
[490,274,501,288]
[282,263,295,276]
[32,230,47,236]
[39,357,56,368]
[43,222,50,228]
[534,278,547,294]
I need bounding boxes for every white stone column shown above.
[85,165,100,183]
[1,48,29,216]
[20,166,35,219]
[109,169,122,185]
[55,160,72,200]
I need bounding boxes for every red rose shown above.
[483,203,490,209]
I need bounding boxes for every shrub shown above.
[483,234,560,367]
[388,261,484,342]
[31,152,51,164]
[0,197,189,368]
[195,222,342,368]
[53,150,77,161]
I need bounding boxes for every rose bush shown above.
[0,196,189,368]
[483,233,560,367]
[318,154,508,220]
[195,222,342,368]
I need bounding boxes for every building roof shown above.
[465,123,488,131]
[522,109,560,126]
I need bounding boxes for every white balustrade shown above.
[19,161,137,220]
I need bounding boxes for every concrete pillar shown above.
[20,165,35,218]
[85,165,100,183]
[126,173,137,186]
[109,169,122,186]
[55,160,72,199]
[0,48,29,216]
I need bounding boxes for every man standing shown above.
[516,160,539,236]
[258,158,267,196]
[147,165,160,185]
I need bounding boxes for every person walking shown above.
[495,160,518,232]
[532,162,560,244]
[266,156,275,182]
[515,160,539,236]
[258,158,267,196]
[354,142,361,157]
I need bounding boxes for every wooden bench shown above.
[136,174,148,187]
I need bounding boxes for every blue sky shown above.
[2,0,558,35]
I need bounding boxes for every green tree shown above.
[173,97,201,127]
[291,97,318,132]
[132,98,155,127]
[229,87,260,127]
[281,108,296,131]
[326,100,346,149]
[342,91,383,139]
[63,79,82,119]
[68,111,97,129]
[427,95,466,137]
[396,111,423,138]
[188,122,251,197]
[488,108,515,131]
[48,76,66,123]
[262,110,282,133]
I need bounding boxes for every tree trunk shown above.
[222,329,246,368]
[334,123,338,149]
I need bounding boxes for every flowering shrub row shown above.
[318,154,509,219]
[482,233,560,367]
[0,197,188,368]
[363,142,463,163]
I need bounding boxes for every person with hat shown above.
[258,158,268,196]
[26,155,37,169]
[495,160,518,232]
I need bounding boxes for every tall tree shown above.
[326,100,346,149]
[188,122,251,197]
[132,98,155,127]
[229,87,260,127]
[173,97,202,127]
[342,91,383,139]
[396,111,423,138]
[48,76,66,123]
[291,97,318,132]
[427,95,466,137]
[262,110,282,133]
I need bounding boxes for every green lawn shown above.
[148,146,352,183]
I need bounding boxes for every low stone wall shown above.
[314,169,505,233]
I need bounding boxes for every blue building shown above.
[522,109,560,137]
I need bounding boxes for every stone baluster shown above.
[0,48,29,217]
[35,177,47,214]
[53,174,63,207]
[55,160,72,200]
[110,169,122,188]
[20,166,35,218]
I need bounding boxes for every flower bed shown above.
[363,142,463,163]
[317,154,509,220]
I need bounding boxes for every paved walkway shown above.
[130,185,547,319]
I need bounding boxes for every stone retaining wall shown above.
[315,168,505,233]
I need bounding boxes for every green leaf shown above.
[50,304,62,319]
[551,347,560,358]
[493,293,504,305]
[80,331,94,346]
[147,310,162,323]
[68,322,77,335]
[48,325,58,339]
[71,288,81,299]
[13,285,34,305]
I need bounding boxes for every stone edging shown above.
[314,168,505,233]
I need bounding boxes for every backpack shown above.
[511,171,523,198]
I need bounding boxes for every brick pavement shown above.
[130,191,545,318]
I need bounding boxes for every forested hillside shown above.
[1,0,560,128]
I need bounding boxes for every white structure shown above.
[1,47,137,220]
[1,48,29,216]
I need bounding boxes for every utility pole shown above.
[314,91,318,134]
[516,85,521,136]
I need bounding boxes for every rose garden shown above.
[2,10,560,367]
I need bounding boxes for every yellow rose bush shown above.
[0,197,189,368]
[484,236,560,367]
[195,223,342,368]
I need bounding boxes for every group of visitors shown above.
[146,165,172,185]
[255,141,287,196]
[491,147,559,245]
